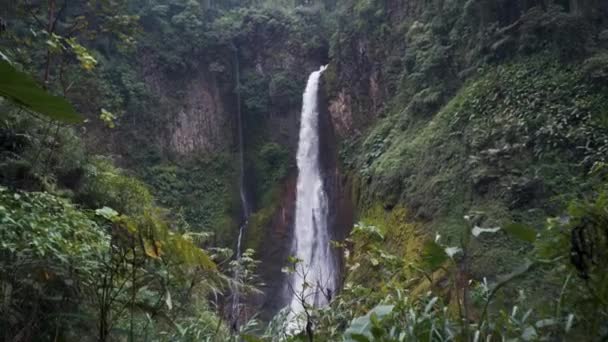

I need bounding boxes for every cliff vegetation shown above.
[2,0,608,341]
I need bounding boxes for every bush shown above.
[241,71,271,118]
[0,187,109,340]
[77,156,154,215]
[138,154,239,245]
[269,71,303,109]
[582,51,608,83]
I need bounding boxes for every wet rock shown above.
[506,177,546,209]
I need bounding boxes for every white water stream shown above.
[288,65,336,319]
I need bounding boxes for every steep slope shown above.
[308,1,608,338]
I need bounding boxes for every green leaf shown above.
[370,257,379,266]
[287,255,302,264]
[95,206,119,220]
[503,223,536,243]
[0,61,82,123]
[143,239,162,259]
[349,333,371,342]
[422,240,448,270]
[370,320,385,338]
[344,305,394,341]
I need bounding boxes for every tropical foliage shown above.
[2,0,608,341]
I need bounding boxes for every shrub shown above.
[253,142,290,205]
[582,51,608,83]
[77,156,154,215]
[0,187,109,339]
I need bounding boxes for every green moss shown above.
[347,204,427,291]
[243,136,291,251]
[251,142,290,207]
[138,153,240,246]
[322,63,339,96]
[245,187,281,252]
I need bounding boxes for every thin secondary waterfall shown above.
[231,44,249,329]
[289,65,336,318]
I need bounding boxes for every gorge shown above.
[1,0,608,341]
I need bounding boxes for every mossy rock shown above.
[347,204,428,290]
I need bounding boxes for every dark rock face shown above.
[319,78,355,245]
[326,42,388,139]
[81,50,239,161]
[251,173,297,320]
[319,77,355,288]
[167,72,231,154]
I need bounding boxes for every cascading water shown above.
[231,44,250,329]
[288,65,336,321]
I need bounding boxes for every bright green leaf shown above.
[344,305,394,341]
[95,206,119,220]
[0,61,82,123]
[422,240,448,270]
[349,333,371,342]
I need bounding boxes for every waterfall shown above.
[231,43,249,329]
[235,46,250,222]
[288,65,336,320]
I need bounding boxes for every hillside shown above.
[1,0,608,340]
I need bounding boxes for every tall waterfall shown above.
[231,44,249,329]
[289,65,336,317]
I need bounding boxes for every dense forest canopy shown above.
[1,0,608,341]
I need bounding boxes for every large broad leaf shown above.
[95,206,119,220]
[344,304,394,341]
[503,223,537,243]
[143,239,162,259]
[0,61,82,123]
